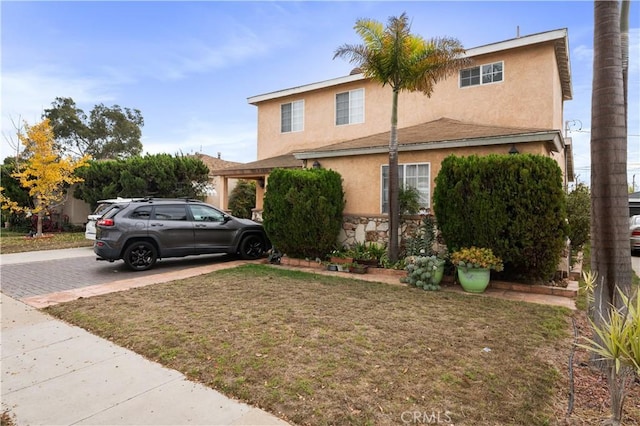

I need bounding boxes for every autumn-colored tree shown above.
[4,119,90,236]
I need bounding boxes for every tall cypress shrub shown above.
[74,154,210,208]
[434,154,567,282]
[263,168,345,259]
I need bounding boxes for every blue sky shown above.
[1,1,639,188]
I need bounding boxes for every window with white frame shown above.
[381,163,430,213]
[281,100,304,133]
[460,61,503,87]
[335,88,364,125]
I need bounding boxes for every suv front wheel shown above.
[123,241,158,271]
[239,235,266,260]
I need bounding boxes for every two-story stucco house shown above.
[217,28,574,246]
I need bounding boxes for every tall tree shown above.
[43,97,144,160]
[590,0,632,327]
[9,119,90,236]
[334,12,469,261]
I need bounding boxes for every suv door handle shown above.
[150,223,164,227]
[195,224,207,228]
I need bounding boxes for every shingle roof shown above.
[191,153,243,173]
[294,118,560,158]
[215,154,303,177]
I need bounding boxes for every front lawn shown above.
[0,231,92,254]
[46,264,577,425]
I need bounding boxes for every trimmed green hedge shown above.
[229,180,256,219]
[263,168,345,259]
[433,154,567,282]
[73,154,210,208]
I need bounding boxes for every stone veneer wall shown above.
[338,214,423,249]
[252,209,423,250]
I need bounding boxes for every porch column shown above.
[255,176,266,210]
[219,177,229,211]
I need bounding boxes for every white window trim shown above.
[459,60,504,88]
[380,162,431,214]
[280,99,304,133]
[335,88,365,126]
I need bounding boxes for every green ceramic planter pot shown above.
[457,267,491,293]
[433,263,445,286]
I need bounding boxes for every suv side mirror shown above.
[222,214,232,223]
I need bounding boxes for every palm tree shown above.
[334,13,470,262]
[591,1,632,314]
[589,2,634,422]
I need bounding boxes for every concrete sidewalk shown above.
[1,293,289,425]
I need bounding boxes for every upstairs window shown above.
[336,88,364,125]
[281,100,304,133]
[460,61,503,87]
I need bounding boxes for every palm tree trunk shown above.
[591,0,632,356]
[620,0,629,129]
[388,89,400,262]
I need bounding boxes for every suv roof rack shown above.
[130,197,202,203]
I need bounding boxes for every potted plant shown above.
[349,242,385,267]
[347,262,368,274]
[450,247,503,293]
[328,249,353,265]
[401,255,446,291]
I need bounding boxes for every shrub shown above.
[228,180,256,219]
[263,168,345,259]
[433,154,567,282]
[74,154,210,207]
[566,183,590,255]
[403,214,438,257]
[399,184,420,215]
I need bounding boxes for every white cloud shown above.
[572,44,593,63]
[142,118,257,163]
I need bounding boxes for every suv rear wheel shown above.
[123,241,158,271]
[239,235,266,260]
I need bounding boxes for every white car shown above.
[631,215,640,254]
[85,198,143,240]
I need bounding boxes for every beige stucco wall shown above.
[204,176,238,209]
[313,142,550,215]
[255,42,564,160]
[60,195,92,226]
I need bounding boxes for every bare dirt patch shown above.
[46,264,638,425]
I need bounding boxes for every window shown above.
[381,163,430,214]
[153,205,187,221]
[460,61,503,87]
[189,205,225,222]
[130,206,152,219]
[336,88,364,125]
[281,100,304,133]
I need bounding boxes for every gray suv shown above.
[94,198,270,271]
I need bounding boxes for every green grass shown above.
[46,264,574,425]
